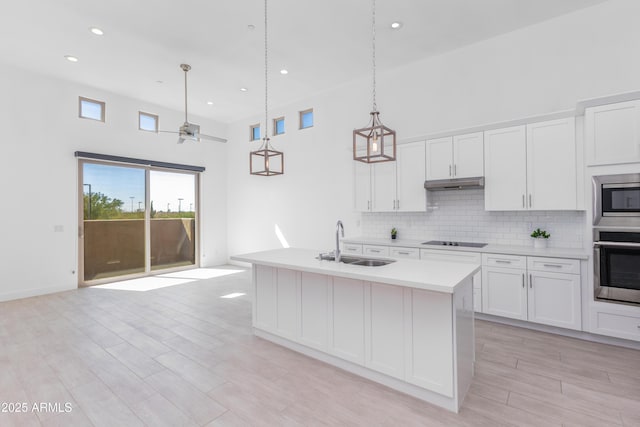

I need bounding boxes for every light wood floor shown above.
[1,267,640,426]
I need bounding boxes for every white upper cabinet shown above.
[396,141,426,212]
[453,132,484,178]
[527,118,576,210]
[354,161,372,212]
[484,125,528,210]
[372,161,396,212]
[425,137,453,180]
[355,141,426,212]
[485,118,577,211]
[426,132,483,181]
[585,100,640,166]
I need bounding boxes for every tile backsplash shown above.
[361,189,586,248]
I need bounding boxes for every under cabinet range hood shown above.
[424,177,484,191]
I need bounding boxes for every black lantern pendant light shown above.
[250,0,284,176]
[353,0,396,164]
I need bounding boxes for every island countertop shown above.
[231,248,480,294]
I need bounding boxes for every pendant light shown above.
[353,0,396,164]
[250,0,284,176]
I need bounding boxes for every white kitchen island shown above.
[231,248,479,412]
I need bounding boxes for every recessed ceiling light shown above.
[280,69,288,75]
[155,80,163,84]
[247,24,255,30]
[391,22,403,30]
[89,27,104,36]
[207,101,214,105]
[64,55,79,62]
[240,87,248,92]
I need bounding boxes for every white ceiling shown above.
[0,0,607,123]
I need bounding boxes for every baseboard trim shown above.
[0,285,76,303]
[476,313,640,350]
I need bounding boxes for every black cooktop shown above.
[422,240,487,248]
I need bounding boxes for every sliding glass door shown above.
[150,170,196,271]
[79,160,198,285]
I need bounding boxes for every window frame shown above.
[79,96,106,122]
[138,111,159,133]
[250,123,261,141]
[299,108,314,129]
[273,116,285,136]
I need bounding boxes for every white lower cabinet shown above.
[365,283,405,379]
[299,272,328,350]
[276,268,299,339]
[482,254,582,330]
[390,246,420,259]
[590,308,640,342]
[254,265,277,330]
[253,266,459,399]
[528,271,581,330]
[406,288,454,397]
[363,244,390,257]
[329,277,365,364]
[482,264,527,320]
[342,243,363,255]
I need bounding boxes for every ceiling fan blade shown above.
[158,130,179,135]
[198,133,228,143]
[177,136,186,144]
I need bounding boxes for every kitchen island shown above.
[231,248,479,412]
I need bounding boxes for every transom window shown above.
[79,97,105,122]
[250,124,261,141]
[300,108,313,129]
[138,112,158,132]
[273,117,285,135]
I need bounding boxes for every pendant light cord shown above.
[371,0,377,113]
[263,0,269,147]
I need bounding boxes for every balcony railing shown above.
[83,218,195,281]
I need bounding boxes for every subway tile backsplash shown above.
[361,189,586,248]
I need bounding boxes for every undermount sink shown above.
[349,259,394,267]
[317,254,396,267]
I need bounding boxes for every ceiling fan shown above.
[159,64,227,144]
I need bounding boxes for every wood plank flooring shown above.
[1,266,639,426]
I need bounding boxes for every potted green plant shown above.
[530,228,550,248]
[391,227,398,240]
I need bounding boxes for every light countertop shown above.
[231,248,479,294]
[342,237,590,260]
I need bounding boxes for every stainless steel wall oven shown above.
[593,229,640,306]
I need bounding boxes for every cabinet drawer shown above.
[390,247,420,259]
[420,249,481,264]
[342,243,363,255]
[482,253,526,269]
[527,257,580,275]
[591,310,640,342]
[363,245,390,257]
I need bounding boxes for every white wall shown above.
[0,63,228,302]
[226,0,640,257]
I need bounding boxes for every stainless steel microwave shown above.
[593,173,640,227]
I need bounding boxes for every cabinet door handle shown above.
[529,194,532,208]
[398,251,410,255]
[449,165,452,177]
[543,263,562,268]
[529,274,532,288]
[370,249,380,253]
[522,274,525,288]
[454,164,457,176]
[495,260,512,264]
[397,199,400,210]
[522,194,525,208]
